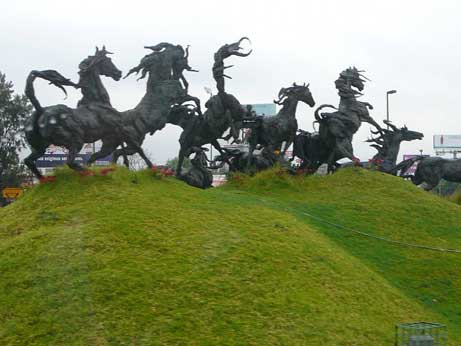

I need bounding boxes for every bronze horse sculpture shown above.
[365,120,423,173]
[109,43,201,167]
[394,156,461,191]
[313,67,382,172]
[24,46,126,180]
[247,83,315,168]
[170,38,252,177]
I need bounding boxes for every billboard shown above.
[36,144,112,168]
[433,135,461,149]
[244,103,276,116]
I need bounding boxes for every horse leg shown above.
[24,145,47,180]
[176,148,186,177]
[420,169,441,191]
[112,145,138,167]
[66,144,85,172]
[87,139,117,166]
[134,146,153,169]
[120,143,130,168]
[326,149,339,174]
[211,139,223,156]
[282,136,294,158]
[335,137,358,164]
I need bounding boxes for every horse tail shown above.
[25,69,78,114]
[391,156,424,176]
[314,104,337,122]
[25,70,78,135]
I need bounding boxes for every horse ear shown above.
[307,83,310,87]
[293,82,297,87]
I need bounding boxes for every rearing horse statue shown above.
[313,67,382,171]
[24,46,124,180]
[168,38,252,176]
[109,43,201,167]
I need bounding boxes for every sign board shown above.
[402,154,429,175]
[36,144,112,168]
[244,103,276,117]
[2,187,23,199]
[433,135,461,149]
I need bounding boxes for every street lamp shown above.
[386,90,397,129]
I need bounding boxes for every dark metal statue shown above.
[247,83,315,168]
[110,43,201,167]
[365,120,423,173]
[24,46,126,180]
[313,67,382,171]
[395,156,461,191]
[170,38,252,177]
[214,147,278,173]
[177,147,213,189]
[291,129,333,172]
[213,37,252,94]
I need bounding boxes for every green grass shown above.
[447,191,461,205]
[0,167,460,345]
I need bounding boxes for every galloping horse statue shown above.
[24,46,124,180]
[110,43,201,167]
[394,156,461,191]
[313,67,382,172]
[170,38,252,176]
[247,83,315,167]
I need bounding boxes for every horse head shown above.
[400,126,424,142]
[379,120,424,143]
[274,83,315,107]
[79,46,122,81]
[217,37,252,60]
[338,66,369,94]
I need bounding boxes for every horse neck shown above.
[134,72,168,110]
[278,97,299,118]
[338,94,357,109]
[377,136,402,163]
[78,71,111,106]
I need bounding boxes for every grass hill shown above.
[1,167,460,345]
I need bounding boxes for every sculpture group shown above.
[22,39,461,190]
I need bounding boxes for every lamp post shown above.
[386,90,397,129]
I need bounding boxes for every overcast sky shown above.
[3,0,461,163]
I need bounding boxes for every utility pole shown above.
[386,90,397,129]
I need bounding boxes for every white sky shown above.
[3,0,461,163]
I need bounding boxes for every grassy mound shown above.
[0,167,460,345]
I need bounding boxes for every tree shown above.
[165,156,191,171]
[0,71,32,206]
[127,150,155,171]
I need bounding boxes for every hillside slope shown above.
[0,167,460,345]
